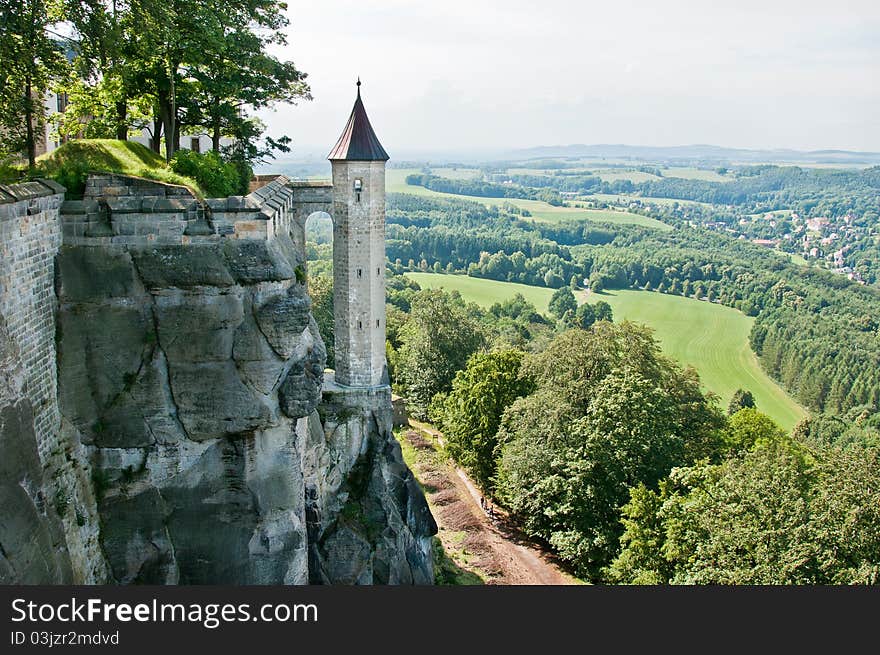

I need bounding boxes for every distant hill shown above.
[510,143,880,166]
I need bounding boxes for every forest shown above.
[306,169,880,582]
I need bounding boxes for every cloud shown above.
[265,0,880,153]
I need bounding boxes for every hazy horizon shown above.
[262,1,880,157]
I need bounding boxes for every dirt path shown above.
[404,421,577,585]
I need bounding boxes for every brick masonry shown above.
[0,179,108,583]
[0,179,64,462]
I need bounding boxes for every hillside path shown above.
[405,420,577,585]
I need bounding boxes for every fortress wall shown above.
[62,174,301,247]
[0,179,64,461]
[0,179,107,584]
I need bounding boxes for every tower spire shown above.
[327,78,389,161]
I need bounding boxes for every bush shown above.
[171,150,243,197]
[47,159,90,198]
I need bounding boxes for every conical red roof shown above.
[327,82,389,162]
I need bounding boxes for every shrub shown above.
[47,159,91,198]
[171,150,242,197]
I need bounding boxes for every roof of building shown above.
[327,81,389,162]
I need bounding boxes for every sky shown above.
[261,0,880,157]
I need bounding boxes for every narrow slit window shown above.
[376,319,380,328]
[358,320,362,330]
[377,267,381,276]
[357,268,362,278]
[354,178,363,202]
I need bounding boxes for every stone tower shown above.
[328,81,390,387]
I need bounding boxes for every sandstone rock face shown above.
[56,226,435,584]
[305,385,437,584]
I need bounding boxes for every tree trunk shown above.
[212,121,221,152]
[115,100,128,140]
[212,98,221,152]
[24,77,36,171]
[151,118,162,153]
[158,92,175,161]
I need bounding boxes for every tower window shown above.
[357,268,362,278]
[376,319,380,328]
[354,178,363,202]
[358,320,363,330]
[377,267,381,276]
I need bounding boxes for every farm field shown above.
[404,273,806,430]
[592,169,662,183]
[584,192,716,208]
[387,169,671,229]
[404,272,574,314]
[430,167,483,179]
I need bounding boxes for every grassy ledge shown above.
[33,139,202,198]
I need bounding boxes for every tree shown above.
[438,350,533,490]
[548,286,577,319]
[575,302,596,329]
[0,0,67,168]
[593,300,613,322]
[724,407,786,453]
[495,323,724,579]
[307,273,334,368]
[395,289,486,419]
[727,388,756,415]
[609,439,880,584]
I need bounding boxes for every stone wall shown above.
[62,174,299,247]
[0,179,64,460]
[0,179,106,584]
[330,161,387,387]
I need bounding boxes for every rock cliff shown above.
[47,177,435,584]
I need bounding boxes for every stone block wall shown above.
[62,174,300,247]
[0,179,107,583]
[330,161,387,387]
[0,179,64,461]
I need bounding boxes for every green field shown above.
[784,252,810,266]
[430,167,483,179]
[404,273,806,430]
[387,169,670,230]
[405,272,574,314]
[585,192,715,209]
[593,169,663,183]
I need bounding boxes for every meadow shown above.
[404,273,806,430]
[387,169,670,229]
[405,272,566,314]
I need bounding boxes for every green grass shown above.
[402,273,806,430]
[387,169,670,230]
[593,169,662,183]
[35,139,201,196]
[587,290,806,430]
[586,192,715,208]
[405,272,577,314]
[430,167,483,179]
[784,252,810,266]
